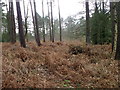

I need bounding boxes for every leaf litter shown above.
[2,41,119,88]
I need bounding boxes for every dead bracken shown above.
[69,45,83,55]
[2,42,119,88]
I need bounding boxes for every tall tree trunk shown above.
[23,0,28,42]
[115,2,120,60]
[6,2,11,42]
[102,0,105,13]
[100,1,102,11]
[33,0,41,46]
[0,0,2,35]
[110,2,115,52]
[30,0,41,46]
[95,1,98,13]
[58,0,62,41]
[9,0,16,43]
[47,0,52,41]
[50,1,54,42]
[0,1,1,88]
[8,2,12,42]
[85,1,90,44]
[16,1,26,48]
[29,0,36,40]
[42,0,45,42]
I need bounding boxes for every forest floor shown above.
[1,41,119,88]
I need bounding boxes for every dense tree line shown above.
[0,0,120,60]
[91,1,111,45]
[85,1,120,60]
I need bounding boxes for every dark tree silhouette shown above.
[0,0,2,33]
[10,1,16,43]
[110,2,116,52]
[115,2,120,60]
[50,0,54,42]
[29,0,36,41]
[8,0,16,43]
[5,0,11,42]
[47,0,52,41]
[102,1,105,13]
[85,1,90,44]
[33,0,41,46]
[16,0,26,48]
[42,0,45,42]
[58,0,62,41]
[23,0,29,42]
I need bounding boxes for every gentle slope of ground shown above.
[2,41,119,88]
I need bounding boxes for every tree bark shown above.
[42,0,45,42]
[110,2,115,52]
[95,1,98,13]
[16,1,26,48]
[23,0,28,42]
[102,0,105,13]
[86,1,90,44]
[6,2,11,42]
[47,0,52,41]
[29,0,36,40]
[9,2,12,42]
[115,2,120,60]
[58,0,62,41]
[33,0,41,46]
[0,0,2,36]
[9,0,16,43]
[50,1,54,42]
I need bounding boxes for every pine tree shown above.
[23,0,29,42]
[33,0,41,46]
[0,1,1,35]
[110,2,115,52]
[47,0,52,41]
[58,0,62,41]
[115,2,120,60]
[85,1,90,44]
[16,0,26,48]
[9,0,16,43]
[91,1,111,44]
[29,0,36,41]
[50,0,54,42]
[42,0,45,42]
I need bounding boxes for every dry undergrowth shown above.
[1,41,119,88]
